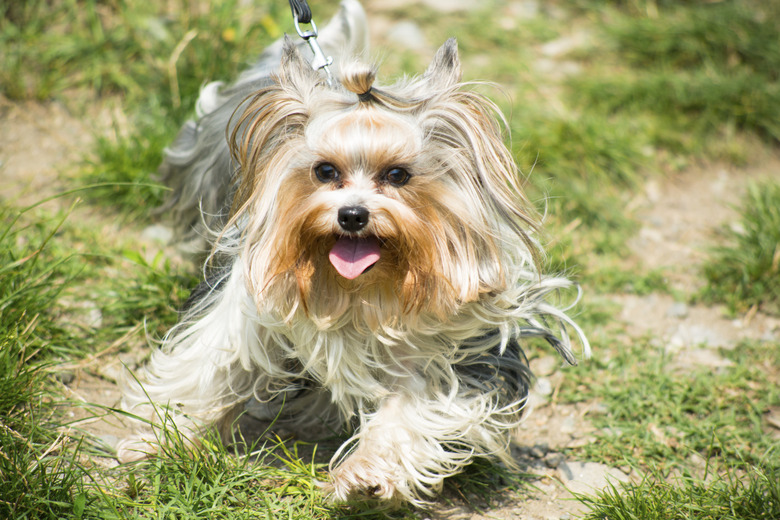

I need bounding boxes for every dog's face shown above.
[228,39,538,323]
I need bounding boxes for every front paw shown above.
[116,434,157,463]
[322,452,404,503]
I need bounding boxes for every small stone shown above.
[100,434,119,449]
[545,452,565,468]
[557,460,574,480]
[567,436,594,449]
[530,443,549,458]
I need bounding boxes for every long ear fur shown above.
[422,38,462,90]
[227,39,319,228]
[279,35,323,91]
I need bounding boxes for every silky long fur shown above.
[119,0,589,506]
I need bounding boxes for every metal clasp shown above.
[293,16,334,87]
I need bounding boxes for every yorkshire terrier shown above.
[118,0,589,505]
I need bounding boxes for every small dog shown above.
[118,0,589,505]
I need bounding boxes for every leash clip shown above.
[293,14,334,87]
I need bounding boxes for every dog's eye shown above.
[384,167,411,187]
[314,163,340,183]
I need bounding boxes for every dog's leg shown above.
[324,369,528,505]
[117,263,261,462]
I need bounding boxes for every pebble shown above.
[530,442,549,459]
[544,452,565,469]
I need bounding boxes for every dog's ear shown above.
[279,35,322,87]
[422,38,462,90]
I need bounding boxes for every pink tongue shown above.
[329,236,381,279]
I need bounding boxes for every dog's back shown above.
[158,0,369,243]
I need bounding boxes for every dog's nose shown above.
[337,206,369,232]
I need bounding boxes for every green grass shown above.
[0,329,88,520]
[580,464,780,520]
[562,339,779,470]
[2,0,780,518]
[700,181,780,315]
[559,337,779,519]
[567,0,780,159]
[0,203,87,519]
[2,0,286,216]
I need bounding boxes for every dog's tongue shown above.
[329,236,381,279]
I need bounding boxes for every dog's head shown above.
[228,38,540,323]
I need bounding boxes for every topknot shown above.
[340,62,377,102]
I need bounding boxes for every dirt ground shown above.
[2,2,779,518]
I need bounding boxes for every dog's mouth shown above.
[328,235,381,279]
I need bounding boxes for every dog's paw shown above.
[115,434,156,463]
[321,452,404,503]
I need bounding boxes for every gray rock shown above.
[530,442,549,458]
[545,452,565,469]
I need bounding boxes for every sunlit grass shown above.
[700,181,780,315]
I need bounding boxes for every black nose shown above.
[337,206,369,232]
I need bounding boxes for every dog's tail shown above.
[157,0,369,245]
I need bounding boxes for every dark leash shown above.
[287,0,335,86]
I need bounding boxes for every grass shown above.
[2,0,780,518]
[568,0,780,158]
[0,203,87,519]
[561,339,779,470]
[580,464,780,520]
[700,181,780,315]
[3,0,286,217]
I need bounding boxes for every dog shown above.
[118,0,589,505]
